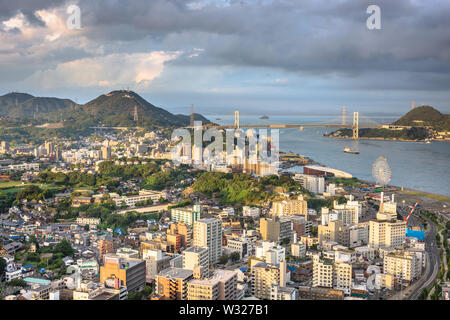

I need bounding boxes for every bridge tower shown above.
[352,112,359,139]
[234,111,240,130]
[190,104,194,127]
[342,106,346,125]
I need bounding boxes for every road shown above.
[388,210,440,300]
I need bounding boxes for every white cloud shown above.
[23,51,182,89]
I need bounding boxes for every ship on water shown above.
[259,115,269,119]
[344,147,360,154]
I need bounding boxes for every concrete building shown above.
[291,242,306,259]
[171,205,202,226]
[142,249,171,282]
[187,269,238,300]
[259,217,293,243]
[270,284,298,300]
[98,237,114,262]
[251,260,287,299]
[383,250,420,282]
[294,174,325,194]
[271,197,307,217]
[112,190,166,208]
[318,220,350,247]
[168,222,192,249]
[99,254,146,293]
[226,238,248,259]
[312,255,334,289]
[155,268,193,300]
[369,217,406,250]
[183,246,210,279]
[193,218,222,265]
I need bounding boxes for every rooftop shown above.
[157,267,193,279]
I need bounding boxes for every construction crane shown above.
[403,201,420,224]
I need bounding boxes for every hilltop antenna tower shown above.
[133,105,139,122]
[342,106,346,125]
[411,100,415,110]
[190,104,194,127]
[352,112,359,139]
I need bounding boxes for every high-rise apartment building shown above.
[369,218,406,250]
[259,217,293,243]
[383,250,420,282]
[171,205,202,226]
[251,260,287,300]
[98,237,114,262]
[155,268,193,300]
[271,197,307,217]
[193,218,222,265]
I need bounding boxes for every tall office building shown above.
[0,141,9,153]
[45,141,55,156]
[101,146,112,160]
[193,218,222,265]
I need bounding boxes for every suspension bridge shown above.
[191,106,388,139]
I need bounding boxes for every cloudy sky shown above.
[1,0,449,116]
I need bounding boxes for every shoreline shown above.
[325,135,450,143]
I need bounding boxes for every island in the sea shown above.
[325,106,450,141]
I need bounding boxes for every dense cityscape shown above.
[0,1,449,310]
[0,114,449,301]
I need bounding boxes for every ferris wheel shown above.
[372,156,392,186]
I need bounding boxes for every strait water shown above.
[205,115,450,196]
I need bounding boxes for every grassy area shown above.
[402,191,450,202]
[0,182,60,196]
[0,181,26,189]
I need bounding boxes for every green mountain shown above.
[175,113,210,124]
[0,92,34,117]
[0,90,210,128]
[70,90,208,128]
[0,92,78,119]
[392,106,450,131]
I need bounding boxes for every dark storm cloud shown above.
[1,0,450,92]
[0,0,66,25]
[53,0,448,88]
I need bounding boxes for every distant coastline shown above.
[325,135,450,142]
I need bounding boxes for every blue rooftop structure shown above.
[23,277,51,285]
[287,265,297,273]
[406,228,425,241]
